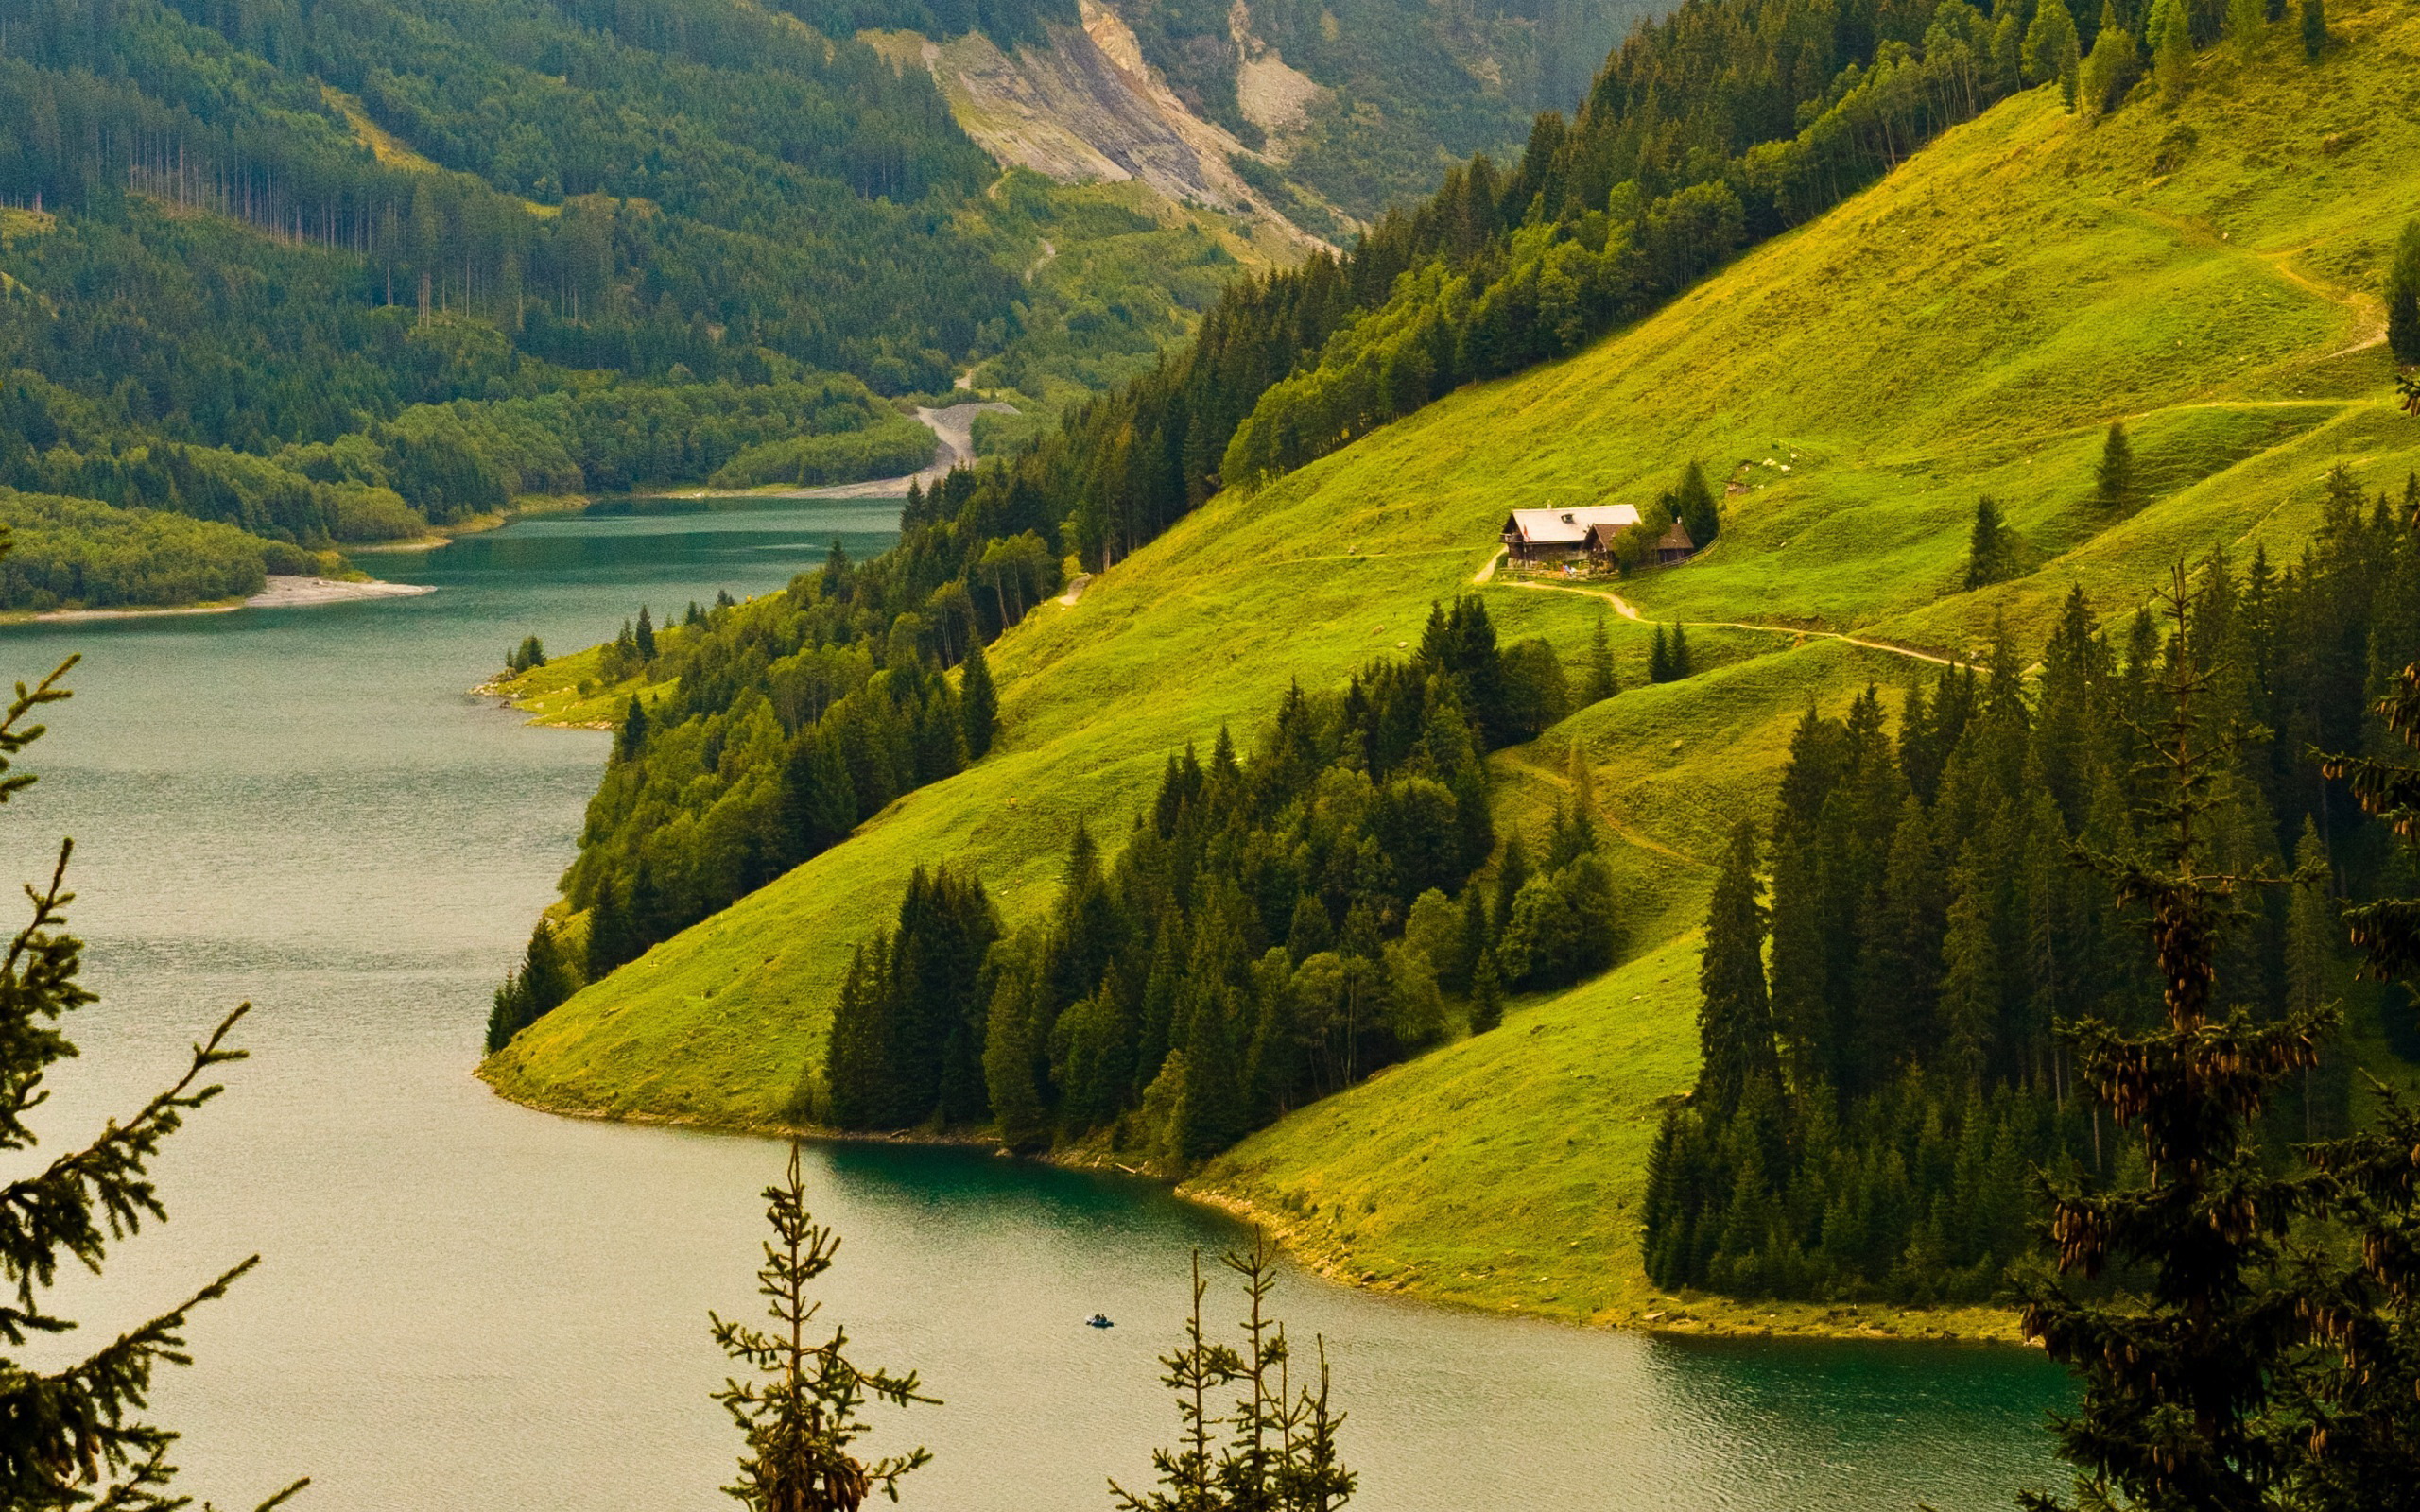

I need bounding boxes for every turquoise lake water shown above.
[0,500,2069,1510]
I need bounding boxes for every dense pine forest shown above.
[815,596,1609,1159]
[1644,468,2420,1304]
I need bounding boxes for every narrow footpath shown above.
[1474,548,1958,669]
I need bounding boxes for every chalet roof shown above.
[1655,520,1696,553]
[1504,505,1639,546]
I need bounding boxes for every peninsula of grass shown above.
[486,6,2420,1339]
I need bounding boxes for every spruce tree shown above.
[2299,0,2325,60]
[616,696,648,762]
[2025,0,2083,107]
[1583,612,1618,704]
[1673,461,1719,547]
[1647,624,1672,684]
[636,603,656,661]
[1965,496,2014,589]
[1456,886,1489,994]
[2154,0,2193,98]
[2387,218,2420,369]
[2079,0,2142,117]
[1468,948,1503,1033]
[2096,421,2139,512]
[711,1142,933,1512]
[2021,569,2330,1511]
[959,635,998,759]
[0,659,304,1510]
[1697,822,1778,1113]
[1492,835,1532,933]
[1668,623,1694,679]
[1115,1242,1356,1512]
[2227,0,2264,58]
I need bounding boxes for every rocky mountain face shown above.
[884,0,1656,248]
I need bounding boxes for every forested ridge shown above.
[0,0,1238,600]
[996,0,2150,568]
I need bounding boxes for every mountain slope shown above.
[487,4,2420,1318]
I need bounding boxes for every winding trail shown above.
[1473,547,1959,669]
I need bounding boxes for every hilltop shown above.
[486,4,2420,1333]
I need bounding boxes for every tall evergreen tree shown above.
[1647,625,1672,684]
[0,658,305,1510]
[1668,624,1694,679]
[1697,822,1779,1113]
[2024,0,2083,108]
[1583,612,1618,704]
[2388,219,2420,370]
[959,635,998,759]
[2078,0,2142,117]
[1673,461,1720,547]
[710,1143,933,1512]
[2154,0,2194,97]
[2226,0,2265,58]
[2021,569,2330,1512]
[616,696,649,762]
[1966,496,2015,589]
[2096,421,2140,513]
[2299,0,2325,59]
[636,604,657,661]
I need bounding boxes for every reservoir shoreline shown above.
[475,1061,2029,1349]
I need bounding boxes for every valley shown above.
[487,3,2420,1341]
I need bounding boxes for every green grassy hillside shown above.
[487,3,2420,1326]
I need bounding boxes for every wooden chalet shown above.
[1502,505,1639,564]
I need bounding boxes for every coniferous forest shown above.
[1645,469,2420,1304]
[816,597,1608,1160]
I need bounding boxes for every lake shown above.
[2,500,2069,1510]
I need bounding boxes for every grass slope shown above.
[489,5,2420,1327]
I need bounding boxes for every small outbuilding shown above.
[1652,520,1697,565]
[1503,505,1640,565]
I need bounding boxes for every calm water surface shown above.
[6,500,2069,1510]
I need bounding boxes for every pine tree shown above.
[1673,460,1719,547]
[2078,0,2142,117]
[2387,218,2420,369]
[1583,611,1618,704]
[1668,623,1694,679]
[636,603,656,660]
[1115,1242,1356,1512]
[959,634,998,758]
[0,659,305,1510]
[710,1143,933,1512]
[1468,948,1503,1033]
[2299,0,2325,60]
[1966,496,2014,589]
[1492,834,1531,932]
[1456,886,1489,995]
[2283,819,2339,1143]
[1697,822,1779,1113]
[2154,0,2193,98]
[2024,0,2083,107]
[616,695,648,762]
[2227,0,2264,58]
[2021,568,2330,1511]
[486,915,578,1052]
[1647,624,1672,684]
[2096,421,2139,512]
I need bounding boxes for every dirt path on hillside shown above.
[2114,201,2387,358]
[1474,549,1959,669]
